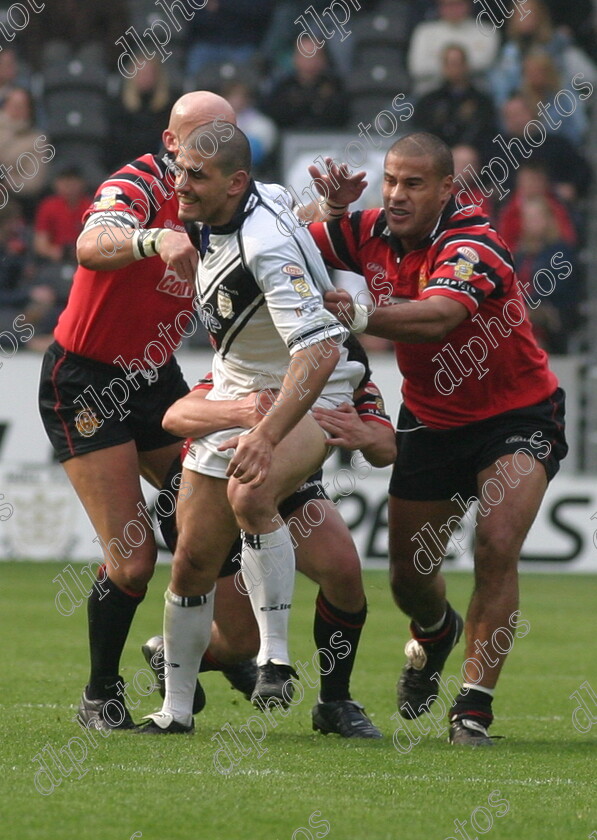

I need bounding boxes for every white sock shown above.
[157,587,215,726]
[242,526,295,667]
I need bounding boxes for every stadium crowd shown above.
[0,0,595,354]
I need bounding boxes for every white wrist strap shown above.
[350,302,369,333]
[131,228,166,261]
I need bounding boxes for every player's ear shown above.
[163,128,176,153]
[228,170,250,196]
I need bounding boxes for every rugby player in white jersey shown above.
[140,123,363,733]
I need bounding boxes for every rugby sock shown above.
[242,527,295,667]
[412,603,454,643]
[199,650,227,672]
[450,687,494,728]
[87,567,145,700]
[160,587,215,725]
[314,591,367,702]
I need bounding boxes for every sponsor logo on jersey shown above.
[100,186,120,198]
[366,262,385,276]
[259,603,292,611]
[217,288,234,319]
[291,276,313,298]
[457,246,479,264]
[506,435,530,444]
[163,219,186,231]
[454,258,474,280]
[282,263,304,277]
[294,299,321,317]
[156,268,193,298]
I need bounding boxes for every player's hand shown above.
[312,402,373,450]
[218,428,273,487]
[236,389,278,428]
[157,230,198,283]
[324,289,355,325]
[307,157,368,208]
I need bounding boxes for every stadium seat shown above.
[44,91,108,141]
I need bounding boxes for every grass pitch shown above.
[1,563,595,840]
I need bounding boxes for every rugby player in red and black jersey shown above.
[38,92,240,731]
[308,132,567,746]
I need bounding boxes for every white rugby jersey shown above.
[187,180,364,402]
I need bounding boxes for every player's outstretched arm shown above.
[162,388,275,438]
[324,289,468,343]
[218,341,341,486]
[311,400,396,467]
[76,223,198,281]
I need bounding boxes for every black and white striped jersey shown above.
[189,180,364,401]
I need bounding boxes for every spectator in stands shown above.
[220,80,277,176]
[414,45,498,162]
[19,0,128,70]
[33,167,90,304]
[488,0,596,108]
[513,195,579,354]
[0,202,55,341]
[498,94,593,206]
[497,161,577,252]
[0,49,23,108]
[407,0,499,95]
[451,143,495,219]
[262,44,349,130]
[520,48,587,146]
[0,88,49,214]
[108,58,180,169]
[541,0,597,61]
[184,0,274,79]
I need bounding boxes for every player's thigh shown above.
[62,442,156,582]
[138,441,184,489]
[229,414,327,516]
[175,469,239,565]
[474,454,547,569]
[388,496,462,583]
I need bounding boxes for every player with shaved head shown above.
[308,131,567,746]
[38,91,239,731]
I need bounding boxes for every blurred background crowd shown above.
[0,0,595,356]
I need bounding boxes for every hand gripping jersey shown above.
[187,181,364,404]
[54,152,194,366]
[309,198,558,428]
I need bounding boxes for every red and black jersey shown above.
[54,152,194,366]
[309,199,558,428]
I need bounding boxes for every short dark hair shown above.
[386,132,454,178]
[183,122,251,176]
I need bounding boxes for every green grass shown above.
[1,564,595,840]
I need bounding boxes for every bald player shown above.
[39,92,237,731]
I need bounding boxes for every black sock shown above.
[450,687,494,728]
[412,602,456,644]
[313,590,367,703]
[199,651,226,673]
[87,567,145,699]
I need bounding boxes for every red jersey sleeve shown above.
[420,220,516,316]
[82,153,176,228]
[354,380,393,429]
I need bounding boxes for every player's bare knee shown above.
[113,551,155,591]
[229,486,275,533]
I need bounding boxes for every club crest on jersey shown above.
[217,288,234,319]
[454,258,474,280]
[418,267,429,291]
[457,246,479,264]
[74,406,102,437]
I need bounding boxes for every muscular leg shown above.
[228,415,327,669]
[63,442,162,707]
[152,469,240,728]
[464,455,547,690]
